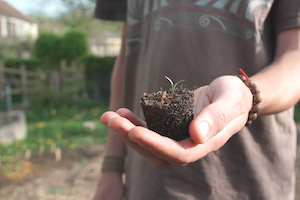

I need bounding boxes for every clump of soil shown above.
[140,87,194,141]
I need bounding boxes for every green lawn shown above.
[0,99,108,165]
[1,102,300,173]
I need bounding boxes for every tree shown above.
[33,32,61,63]
[59,30,88,62]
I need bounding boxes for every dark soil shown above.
[140,87,194,141]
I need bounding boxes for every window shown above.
[7,21,15,39]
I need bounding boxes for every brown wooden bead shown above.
[250,85,259,94]
[248,112,257,120]
[238,73,263,126]
[253,93,262,103]
[244,79,254,87]
[251,104,261,113]
[246,120,252,126]
[238,75,247,82]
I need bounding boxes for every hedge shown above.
[33,30,88,69]
[80,55,116,102]
[4,57,42,70]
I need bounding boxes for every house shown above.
[0,0,38,41]
[89,31,121,56]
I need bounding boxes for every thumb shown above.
[189,76,252,144]
[189,102,229,144]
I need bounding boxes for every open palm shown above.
[100,75,252,167]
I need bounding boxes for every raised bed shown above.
[0,111,27,145]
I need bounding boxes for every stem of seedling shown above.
[165,76,185,98]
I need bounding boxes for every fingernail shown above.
[129,137,144,146]
[198,121,210,142]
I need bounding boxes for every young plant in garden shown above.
[165,76,185,98]
[140,76,194,141]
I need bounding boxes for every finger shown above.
[107,116,169,167]
[129,124,245,165]
[116,108,147,127]
[100,111,120,126]
[194,86,210,115]
[128,127,211,166]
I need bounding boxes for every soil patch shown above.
[0,144,106,200]
[141,87,194,141]
[1,132,300,200]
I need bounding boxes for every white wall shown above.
[90,37,121,56]
[0,14,38,41]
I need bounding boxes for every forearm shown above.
[105,23,127,158]
[251,28,300,115]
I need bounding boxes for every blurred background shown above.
[0,1,300,200]
[0,0,121,199]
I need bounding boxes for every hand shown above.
[100,75,252,167]
[92,172,124,200]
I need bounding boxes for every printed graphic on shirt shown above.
[126,0,273,55]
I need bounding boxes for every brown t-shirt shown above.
[95,0,300,199]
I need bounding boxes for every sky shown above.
[4,0,66,16]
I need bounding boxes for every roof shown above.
[0,0,35,23]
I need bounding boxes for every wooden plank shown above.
[27,79,41,85]
[0,60,5,93]
[63,68,77,73]
[63,76,78,83]
[6,79,21,85]
[20,64,29,107]
[60,60,66,92]
[26,71,39,77]
[11,88,21,95]
[28,87,42,93]
[80,65,87,98]
[4,67,20,74]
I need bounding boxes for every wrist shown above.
[237,69,262,125]
[101,155,125,173]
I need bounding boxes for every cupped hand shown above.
[100,75,252,167]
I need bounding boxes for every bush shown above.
[0,38,18,59]
[33,32,61,64]
[4,57,41,70]
[59,30,88,63]
[80,55,116,102]
[33,30,88,69]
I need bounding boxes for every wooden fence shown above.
[0,60,86,110]
[59,60,87,100]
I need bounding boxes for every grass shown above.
[0,98,108,168]
[294,106,300,124]
[1,99,300,177]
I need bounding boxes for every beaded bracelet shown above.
[101,155,125,173]
[237,69,262,126]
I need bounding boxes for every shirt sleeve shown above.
[272,0,300,34]
[94,0,127,21]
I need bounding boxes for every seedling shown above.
[165,76,185,98]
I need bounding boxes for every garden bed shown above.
[0,111,27,145]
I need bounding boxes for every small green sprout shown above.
[165,76,185,98]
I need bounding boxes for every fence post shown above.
[0,60,5,98]
[60,60,66,93]
[71,61,78,101]
[36,68,43,92]
[20,64,29,107]
[4,83,12,111]
[81,64,88,99]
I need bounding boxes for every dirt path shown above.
[0,144,106,200]
[1,138,300,200]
